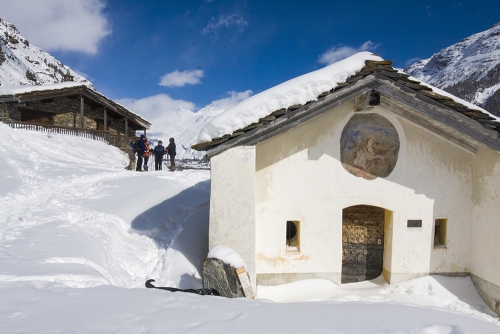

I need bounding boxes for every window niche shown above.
[286,221,300,252]
[434,219,447,248]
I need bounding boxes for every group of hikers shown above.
[132,134,176,172]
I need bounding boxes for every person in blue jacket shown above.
[135,134,147,172]
[153,140,165,171]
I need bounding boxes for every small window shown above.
[286,221,300,252]
[434,219,447,248]
[407,220,422,228]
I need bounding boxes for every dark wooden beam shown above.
[125,118,129,145]
[104,109,107,131]
[80,94,84,129]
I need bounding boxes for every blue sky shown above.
[1,0,500,118]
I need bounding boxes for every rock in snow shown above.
[203,258,246,298]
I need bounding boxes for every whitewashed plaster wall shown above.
[397,118,473,275]
[252,102,473,285]
[470,147,500,314]
[209,146,257,289]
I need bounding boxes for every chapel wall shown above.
[209,146,257,290]
[470,147,500,315]
[396,117,473,275]
[253,102,472,285]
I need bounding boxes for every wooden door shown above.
[342,205,384,283]
[20,108,54,125]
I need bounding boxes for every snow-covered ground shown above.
[1,123,499,333]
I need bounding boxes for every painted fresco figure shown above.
[353,138,384,171]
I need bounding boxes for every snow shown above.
[1,123,499,333]
[401,71,500,122]
[0,82,150,132]
[195,52,383,144]
[207,245,247,269]
[405,22,500,111]
[193,48,499,146]
[0,81,87,96]
[0,19,91,87]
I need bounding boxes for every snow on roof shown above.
[0,82,151,126]
[207,245,247,269]
[0,82,89,96]
[195,52,383,144]
[405,74,500,122]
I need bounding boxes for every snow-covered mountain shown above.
[405,22,500,116]
[0,18,92,87]
[172,104,224,160]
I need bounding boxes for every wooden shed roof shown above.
[0,83,151,130]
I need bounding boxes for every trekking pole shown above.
[148,156,154,171]
[163,154,170,170]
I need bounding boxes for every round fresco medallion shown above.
[340,114,400,180]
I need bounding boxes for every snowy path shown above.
[0,124,499,333]
[0,124,211,289]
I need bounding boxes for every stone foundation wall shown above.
[0,103,20,121]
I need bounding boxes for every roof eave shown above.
[206,74,500,158]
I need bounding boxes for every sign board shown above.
[236,267,255,299]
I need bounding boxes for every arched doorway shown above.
[342,205,385,283]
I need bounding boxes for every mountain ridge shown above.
[405,22,500,116]
[0,18,92,87]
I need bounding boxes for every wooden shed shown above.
[0,82,150,149]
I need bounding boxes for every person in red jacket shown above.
[143,139,151,171]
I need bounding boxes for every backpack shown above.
[154,145,165,158]
[130,140,138,154]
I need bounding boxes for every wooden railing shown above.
[2,121,140,151]
[3,121,111,144]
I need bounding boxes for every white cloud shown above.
[211,90,253,110]
[0,0,110,55]
[118,94,196,120]
[117,90,252,139]
[201,14,248,38]
[159,70,204,87]
[118,94,196,137]
[319,41,378,65]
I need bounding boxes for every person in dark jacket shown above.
[143,139,151,171]
[153,140,165,171]
[136,134,147,171]
[166,137,176,171]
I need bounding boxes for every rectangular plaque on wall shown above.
[236,267,255,299]
[407,220,422,228]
